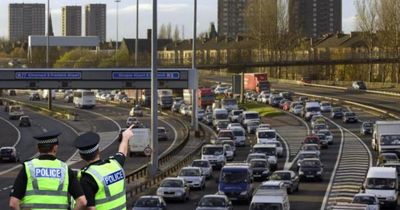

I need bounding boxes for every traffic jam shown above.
[131,73,400,210]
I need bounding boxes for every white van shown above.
[128,128,150,157]
[257,129,277,144]
[303,101,321,121]
[201,144,226,169]
[212,108,229,127]
[241,111,260,127]
[249,190,290,210]
[363,167,398,208]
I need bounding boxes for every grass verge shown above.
[240,103,284,117]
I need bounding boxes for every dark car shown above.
[29,92,40,101]
[0,147,19,162]
[361,122,373,135]
[250,159,270,181]
[8,90,16,96]
[126,117,139,127]
[19,116,31,127]
[158,127,168,141]
[132,195,167,210]
[202,113,213,126]
[343,112,358,123]
[330,107,344,119]
[352,81,367,90]
[299,158,323,181]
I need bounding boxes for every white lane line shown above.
[0,116,21,147]
[320,117,345,210]
[277,133,290,169]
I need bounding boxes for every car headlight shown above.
[156,189,163,195]
[218,156,225,161]
[299,171,304,175]
[387,196,397,201]
[317,171,322,175]
[175,191,183,196]
[262,171,269,174]
[268,157,277,164]
[240,191,248,195]
[217,191,225,195]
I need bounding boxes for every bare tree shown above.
[355,0,379,82]
[377,0,400,83]
[159,24,168,39]
[167,23,172,40]
[173,25,180,41]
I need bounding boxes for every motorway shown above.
[0,94,186,205]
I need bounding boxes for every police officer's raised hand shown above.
[122,125,134,141]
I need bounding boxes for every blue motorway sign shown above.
[112,71,180,80]
[15,72,82,80]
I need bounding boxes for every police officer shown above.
[75,125,134,209]
[9,130,87,210]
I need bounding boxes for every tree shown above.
[9,47,26,58]
[167,23,172,40]
[355,0,379,82]
[173,25,180,41]
[54,48,93,68]
[159,24,168,39]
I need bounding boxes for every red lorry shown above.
[183,88,215,108]
[244,73,271,93]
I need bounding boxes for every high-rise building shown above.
[85,4,106,42]
[9,3,45,42]
[218,0,248,38]
[289,0,342,38]
[62,6,82,36]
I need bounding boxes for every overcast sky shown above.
[0,0,356,40]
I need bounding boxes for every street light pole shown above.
[191,0,198,133]
[47,0,52,111]
[135,0,139,66]
[115,0,121,67]
[150,0,158,178]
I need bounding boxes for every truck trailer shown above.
[244,73,271,93]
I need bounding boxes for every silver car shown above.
[132,196,167,210]
[177,167,206,190]
[195,195,233,210]
[156,177,190,202]
[191,159,213,179]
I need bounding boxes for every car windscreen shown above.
[301,160,321,167]
[10,107,21,112]
[192,161,209,167]
[251,161,267,168]
[366,178,396,190]
[233,110,243,115]
[134,198,160,207]
[218,131,233,138]
[203,147,223,155]
[345,112,355,116]
[198,197,226,207]
[0,149,13,155]
[380,135,400,145]
[253,147,276,155]
[160,180,183,187]
[248,121,260,126]
[222,99,237,106]
[258,131,276,139]
[221,170,248,184]
[179,169,200,176]
[352,196,377,205]
[233,130,244,136]
[250,203,283,210]
[217,121,229,128]
[363,123,373,128]
[245,113,259,119]
[270,172,290,180]
[215,113,228,119]
[306,107,320,112]
[299,154,317,160]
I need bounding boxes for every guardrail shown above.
[289,91,400,120]
[272,78,400,97]
[125,122,210,204]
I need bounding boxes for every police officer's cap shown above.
[33,130,61,145]
[74,132,100,154]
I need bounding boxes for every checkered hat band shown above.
[79,144,99,154]
[37,138,58,144]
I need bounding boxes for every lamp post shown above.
[115,0,121,67]
[135,0,139,66]
[149,0,158,178]
[191,0,198,133]
[47,0,52,110]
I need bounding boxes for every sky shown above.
[0,0,356,41]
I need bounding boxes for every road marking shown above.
[320,117,372,210]
[0,116,21,147]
